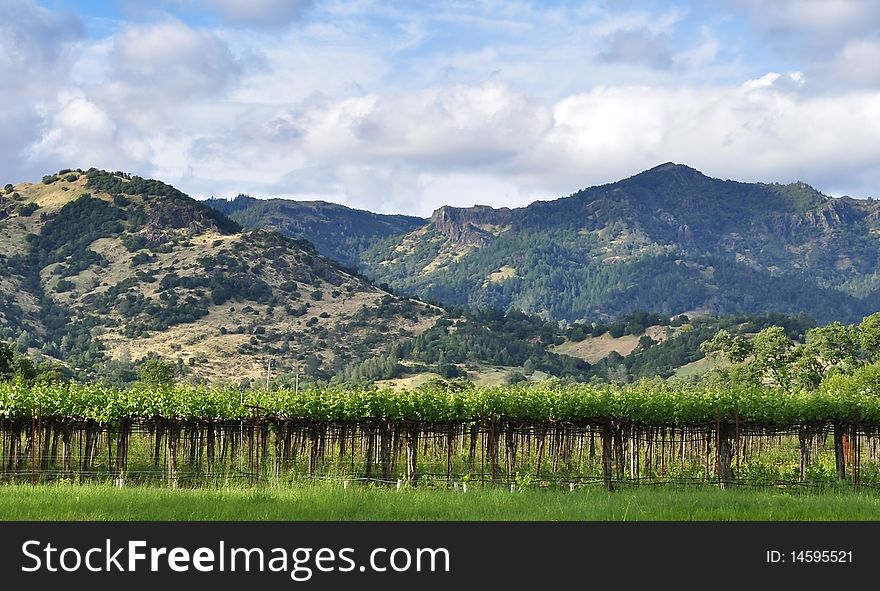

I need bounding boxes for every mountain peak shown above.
[81,168,242,237]
[648,162,680,172]
[640,162,704,176]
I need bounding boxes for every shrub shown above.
[54,279,75,293]
[438,363,465,378]
[130,252,155,266]
[18,203,38,217]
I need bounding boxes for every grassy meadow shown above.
[1,482,879,521]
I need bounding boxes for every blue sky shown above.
[3,0,879,215]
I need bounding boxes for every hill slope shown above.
[0,170,440,382]
[357,163,880,322]
[205,195,425,269]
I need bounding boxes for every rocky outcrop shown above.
[0,196,13,221]
[801,199,864,231]
[758,199,868,240]
[429,205,514,247]
[143,200,227,241]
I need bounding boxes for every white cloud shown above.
[21,14,243,177]
[111,19,241,101]
[599,28,673,69]
[29,93,119,168]
[0,0,82,82]
[202,0,312,27]
[295,83,553,168]
[4,0,880,218]
[824,39,880,88]
[0,0,83,178]
[673,27,719,70]
[730,0,880,38]
[532,75,880,197]
[725,0,880,91]
[334,163,423,213]
[226,24,389,104]
[145,75,880,215]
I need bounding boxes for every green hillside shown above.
[358,163,880,323]
[205,195,424,269]
[0,170,441,383]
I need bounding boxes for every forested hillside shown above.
[356,164,880,323]
[205,195,424,269]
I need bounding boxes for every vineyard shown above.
[3,367,880,490]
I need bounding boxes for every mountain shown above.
[4,165,861,386]
[0,169,442,383]
[354,163,880,323]
[205,195,425,269]
[210,164,880,324]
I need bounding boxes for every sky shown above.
[1,0,879,216]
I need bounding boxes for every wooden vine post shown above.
[61,421,72,479]
[716,420,734,488]
[833,423,847,482]
[601,422,614,491]
[168,420,179,489]
[114,419,130,480]
[364,420,375,480]
[488,416,499,483]
[797,426,811,482]
[612,424,624,480]
[406,424,419,486]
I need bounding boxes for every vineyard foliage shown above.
[2,365,880,427]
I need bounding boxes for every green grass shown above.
[2,482,880,520]
[673,355,729,378]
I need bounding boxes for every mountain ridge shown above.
[0,169,442,383]
[382,164,880,322]
[204,194,425,269]
[204,163,880,324]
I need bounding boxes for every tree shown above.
[8,356,37,383]
[700,329,752,363]
[34,361,71,384]
[569,326,587,342]
[702,326,802,390]
[789,348,824,391]
[805,322,859,373]
[608,323,626,338]
[637,335,656,351]
[15,330,31,354]
[438,363,464,378]
[751,327,795,389]
[137,357,176,386]
[859,313,880,362]
[304,353,322,376]
[0,342,15,380]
